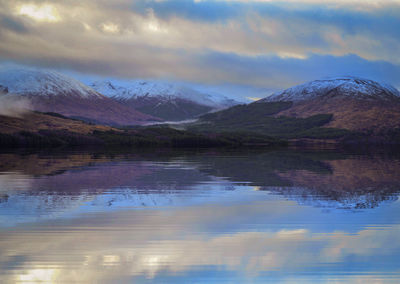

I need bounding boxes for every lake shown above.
[0,147,399,283]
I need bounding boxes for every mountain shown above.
[89,80,239,121]
[261,76,400,102]
[191,77,400,141]
[0,66,160,125]
[258,76,400,133]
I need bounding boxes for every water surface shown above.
[0,148,400,283]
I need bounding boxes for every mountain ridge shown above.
[90,80,238,107]
[260,76,400,103]
[89,80,239,121]
[0,66,103,99]
[261,77,400,133]
[0,66,161,126]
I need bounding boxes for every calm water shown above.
[0,148,400,283]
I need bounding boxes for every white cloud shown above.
[101,22,120,34]
[15,3,61,22]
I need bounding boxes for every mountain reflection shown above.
[194,150,400,209]
[0,148,399,218]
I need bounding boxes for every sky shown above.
[0,0,399,98]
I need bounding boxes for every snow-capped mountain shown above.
[0,65,102,98]
[260,76,400,102]
[90,80,238,107]
[0,65,160,125]
[90,80,239,121]
[198,76,400,135]
[256,76,400,132]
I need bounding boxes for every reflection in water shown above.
[0,148,399,282]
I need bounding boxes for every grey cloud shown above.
[0,0,399,95]
[0,14,29,33]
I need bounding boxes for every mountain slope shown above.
[0,66,160,125]
[0,112,113,135]
[261,76,400,102]
[191,77,400,141]
[191,101,345,139]
[0,67,103,98]
[90,80,239,121]
[260,76,400,133]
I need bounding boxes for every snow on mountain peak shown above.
[89,79,238,108]
[0,65,103,98]
[261,76,400,102]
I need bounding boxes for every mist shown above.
[0,94,32,117]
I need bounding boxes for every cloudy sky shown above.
[0,0,399,97]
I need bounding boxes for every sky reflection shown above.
[0,149,399,282]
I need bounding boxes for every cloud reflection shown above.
[0,204,399,282]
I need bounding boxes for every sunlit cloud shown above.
[15,3,60,22]
[246,97,261,101]
[82,22,91,31]
[277,52,308,59]
[144,8,169,33]
[101,22,120,34]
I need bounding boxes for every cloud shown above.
[15,3,61,23]
[191,52,400,91]
[0,13,28,33]
[0,93,31,117]
[0,0,398,95]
